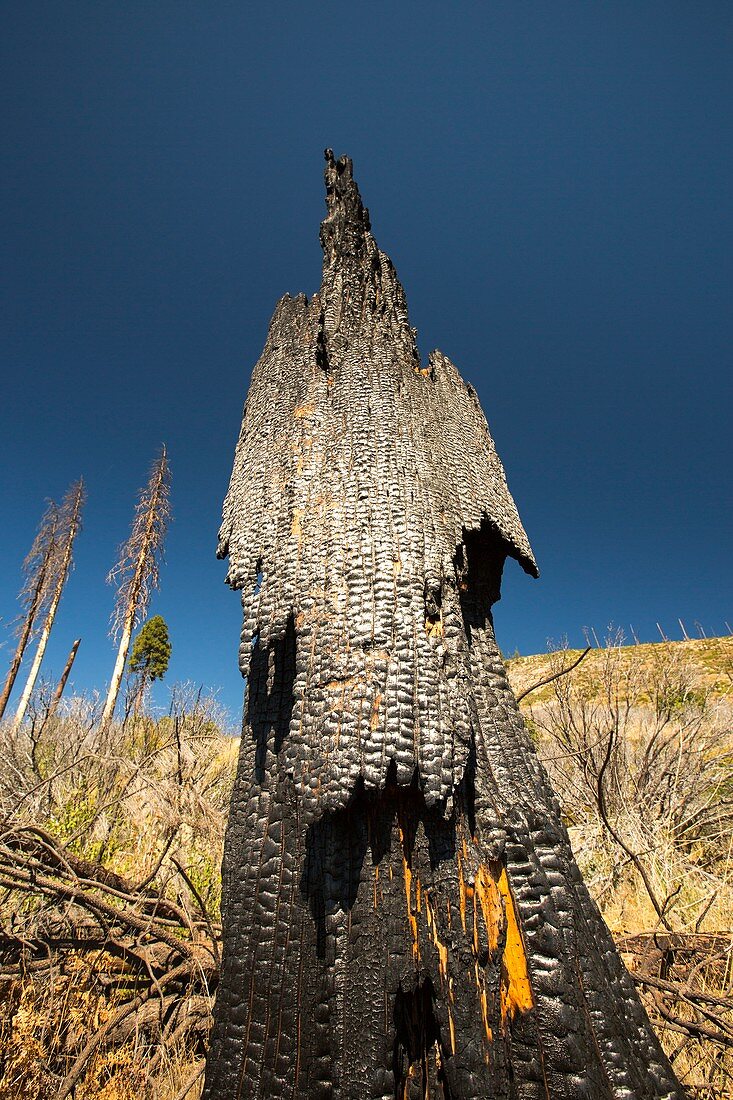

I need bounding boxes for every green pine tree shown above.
[128,616,171,717]
[129,615,171,681]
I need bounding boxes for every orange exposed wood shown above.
[474,863,502,954]
[497,868,534,1023]
[424,893,449,981]
[457,852,468,933]
[399,828,420,962]
[479,987,492,1044]
[425,613,443,639]
[447,1006,456,1054]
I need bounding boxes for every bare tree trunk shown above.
[132,672,147,721]
[0,504,58,720]
[46,637,81,721]
[100,449,170,731]
[204,153,684,1099]
[0,567,48,720]
[10,481,83,730]
[12,614,55,732]
[11,482,83,732]
[101,616,135,731]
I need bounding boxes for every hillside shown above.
[0,638,731,1097]
[507,633,733,705]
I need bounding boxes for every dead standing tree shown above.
[205,153,684,1099]
[100,447,171,731]
[11,479,85,732]
[46,636,82,722]
[0,498,59,721]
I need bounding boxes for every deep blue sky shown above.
[2,3,731,726]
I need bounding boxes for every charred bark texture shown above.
[204,152,683,1099]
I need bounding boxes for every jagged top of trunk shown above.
[320,150,372,266]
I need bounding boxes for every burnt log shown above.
[204,151,683,1099]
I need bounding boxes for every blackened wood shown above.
[204,152,683,1099]
[47,637,81,719]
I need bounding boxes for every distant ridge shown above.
[507,635,733,706]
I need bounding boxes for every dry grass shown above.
[0,686,237,1100]
[0,636,731,1097]
[509,633,733,1097]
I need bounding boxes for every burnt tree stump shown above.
[204,152,683,1099]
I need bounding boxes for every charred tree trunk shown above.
[0,558,50,720]
[46,637,81,721]
[205,152,683,1099]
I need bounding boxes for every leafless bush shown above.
[521,632,733,1096]
[0,689,237,1099]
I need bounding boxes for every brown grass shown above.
[0,686,236,1099]
[0,636,731,1097]
[509,633,733,1097]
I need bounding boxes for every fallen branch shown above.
[633,971,733,1013]
[56,958,195,1099]
[172,1062,205,1100]
[653,1000,733,1050]
[0,819,219,1096]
